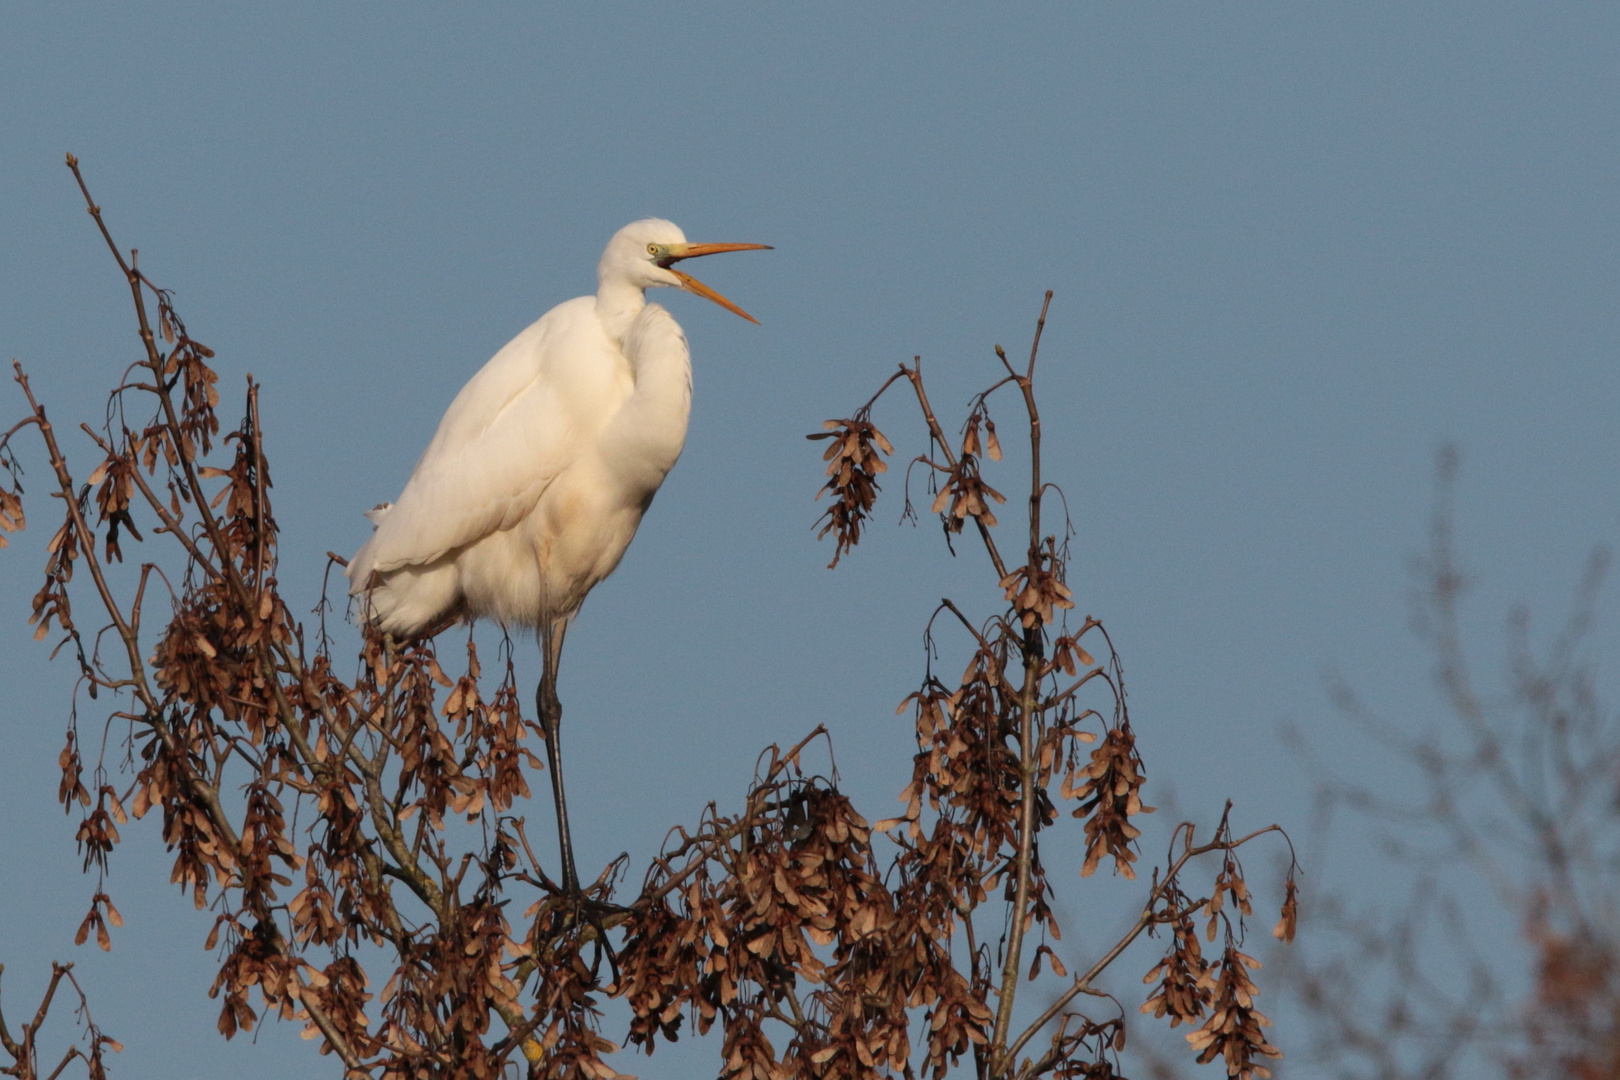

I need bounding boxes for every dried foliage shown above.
[2,161,1295,1079]
[806,296,1298,1080]
[0,963,120,1080]
[1277,448,1620,1079]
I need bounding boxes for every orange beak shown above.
[659,242,773,323]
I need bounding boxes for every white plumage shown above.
[347,295,686,635]
[346,219,768,894]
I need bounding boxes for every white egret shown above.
[346,220,770,895]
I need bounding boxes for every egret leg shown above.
[538,617,581,896]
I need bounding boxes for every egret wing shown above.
[356,315,581,579]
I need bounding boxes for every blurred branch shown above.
[1279,447,1620,1080]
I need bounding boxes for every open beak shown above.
[658,241,773,324]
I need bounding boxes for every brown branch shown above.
[290,971,364,1071]
[50,170,370,1070]
[1003,822,1284,1068]
[900,360,1009,581]
[65,155,260,626]
[76,423,225,585]
[14,369,156,714]
[1025,291,1052,381]
[0,965,22,1063]
[991,587,1045,1074]
[988,296,1059,1077]
[859,366,910,416]
[247,379,267,590]
[931,599,993,650]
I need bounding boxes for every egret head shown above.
[599,219,771,323]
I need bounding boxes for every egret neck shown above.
[594,275,649,344]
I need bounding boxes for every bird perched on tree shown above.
[347,219,770,895]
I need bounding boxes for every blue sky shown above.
[2,4,1617,1077]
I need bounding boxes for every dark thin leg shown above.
[538,617,580,896]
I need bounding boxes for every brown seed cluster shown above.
[615,759,970,1080]
[809,416,892,568]
[1068,726,1148,880]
